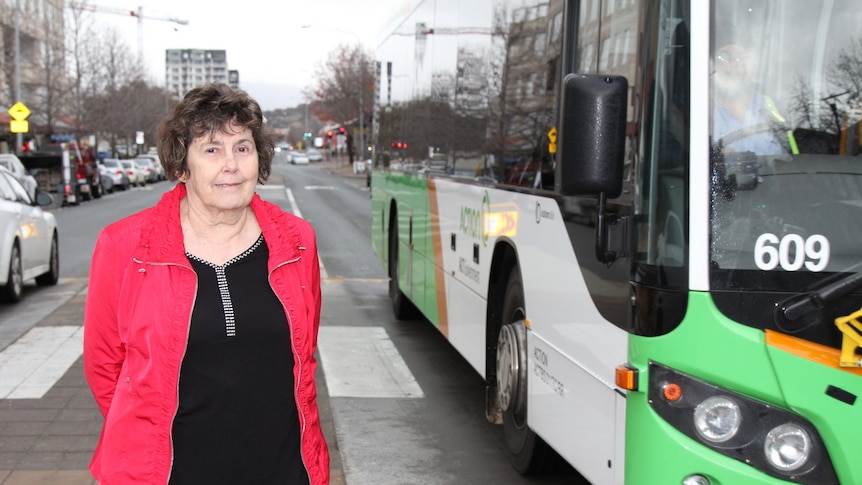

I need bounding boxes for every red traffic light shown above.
[338,127,346,134]
[327,131,333,137]
[390,141,408,149]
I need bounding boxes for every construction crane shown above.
[67,2,189,63]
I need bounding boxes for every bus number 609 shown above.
[754,233,830,272]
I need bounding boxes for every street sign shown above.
[8,102,30,134]
[10,120,28,133]
[8,102,30,121]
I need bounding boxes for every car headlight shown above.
[648,362,837,485]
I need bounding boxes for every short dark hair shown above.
[157,83,274,183]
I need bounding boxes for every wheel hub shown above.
[496,323,527,418]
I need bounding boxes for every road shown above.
[0,157,587,484]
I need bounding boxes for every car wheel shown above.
[35,233,59,286]
[1,243,24,303]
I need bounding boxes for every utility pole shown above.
[13,0,21,155]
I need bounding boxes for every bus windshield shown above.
[709,1,862,293]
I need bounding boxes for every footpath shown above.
[0,158,360,484]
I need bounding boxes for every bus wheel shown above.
[388,219,420,320]
[497,268,554,474]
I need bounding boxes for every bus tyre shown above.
[497,268,555,474]
[388,219,420,320]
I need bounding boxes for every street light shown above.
[301,25,366,163]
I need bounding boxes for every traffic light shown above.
[303,131,312,138]
[338,127,346,135]
[326,131,333,139]
[390,141,408,149]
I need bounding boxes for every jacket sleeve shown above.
[83,228,126,418]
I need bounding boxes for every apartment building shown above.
[164,49,239,99]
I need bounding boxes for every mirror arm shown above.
[595,192,629,264]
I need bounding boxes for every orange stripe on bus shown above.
[428,179,449,337]
[765,329,862,376]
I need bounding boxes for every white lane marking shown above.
[286,187,302,218]
[0,326,83,399]
[318,326,423,398]
[305,186,336,190]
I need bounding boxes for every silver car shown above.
[100,158,130,191]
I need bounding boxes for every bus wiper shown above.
[778,271,862,324]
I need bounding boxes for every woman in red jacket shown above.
[84,83,329,484]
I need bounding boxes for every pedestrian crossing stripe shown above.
[0,326,83,399]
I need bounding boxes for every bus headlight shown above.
[647,362,838,485]
[693,396,741,443]
[764,424,811,471]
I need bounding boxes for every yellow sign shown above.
[10,120,28,133]
[8,102,30,121]
[547,127,558,154]
[547,126,557,143]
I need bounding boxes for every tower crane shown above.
[67,2,189,63]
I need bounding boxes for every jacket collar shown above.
[138,183,303,266]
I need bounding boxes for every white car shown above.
[137,153,165,180]
[100,158,130,191]
[121,160,146,187]
[0,153,39,199]
[134,158,159,183]
[306,148,323,162]
[289,151,310,165]
[0,166,59,303]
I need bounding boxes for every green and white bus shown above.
[370,1,862,483]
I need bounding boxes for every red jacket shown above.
[84,183,329,484]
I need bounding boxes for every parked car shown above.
[289,151,310,165]
[98,165,114,194]
[0,166,59,303]
[137,153,165,180]
[100,158,130,191]
[120,160,146,187]
[134,158,159,183]
[306,148,323,162]
[0,153,39,199]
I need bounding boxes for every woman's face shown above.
[182,122,259,214]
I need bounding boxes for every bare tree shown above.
[32,6,69,140]
[305,43,374,163]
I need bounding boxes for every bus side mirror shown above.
[556,74,628,197]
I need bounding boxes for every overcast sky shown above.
[88,0,415,111]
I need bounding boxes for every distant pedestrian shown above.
[83,83,329,484]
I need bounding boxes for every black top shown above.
[170,235,308,485]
